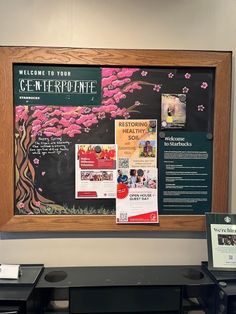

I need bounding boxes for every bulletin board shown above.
[0,47,231,232]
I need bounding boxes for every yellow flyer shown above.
[115,119,158,224]
[115,119,157,169]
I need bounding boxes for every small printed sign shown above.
[75,144,117,199]
[14,65,101,106]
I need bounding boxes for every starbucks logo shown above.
[224,216,231,223]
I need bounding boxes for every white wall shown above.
[0,0,235,266]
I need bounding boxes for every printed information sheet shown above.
[159,132,212,214]
[75,144,117,198]
[211,223,236,268]
[206,213,236,270]
[115,119,158,223]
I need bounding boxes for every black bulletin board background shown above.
[15,66,215,215]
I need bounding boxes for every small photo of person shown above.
[117,170,128,184]
[139,140,156,158]
[102,171,113,181]
[161,93,186,129]
[129,169,137,188]
[81,171,92,180]
[127,169,157,189]
[81,171,113,181]
[218,234,236,246]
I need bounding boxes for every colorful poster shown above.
[115,120,157,169]
[161,94,186,129]
[75,144,117,199]
[115,119,158,223]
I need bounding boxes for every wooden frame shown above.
[0,47,231,232]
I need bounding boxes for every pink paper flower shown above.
[83,107,92,114]
[185,73,191,79]
[201,82,208,89]
[35,201,41,207]
[198,104,205,112]
[153,84,162,92]
[108,84,115,90]
[182,86,189,93]
[33,158,40,165]
[18,202,24,208]
[98,112,106,120]
[168,73,174,79]
[141,71,148,76]
[123,111,130,119]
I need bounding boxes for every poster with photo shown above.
[115,119,158,223]
[161,94,186,129]
[206,213,236,270]
[75,144,117,199]
[115,119,157,169]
